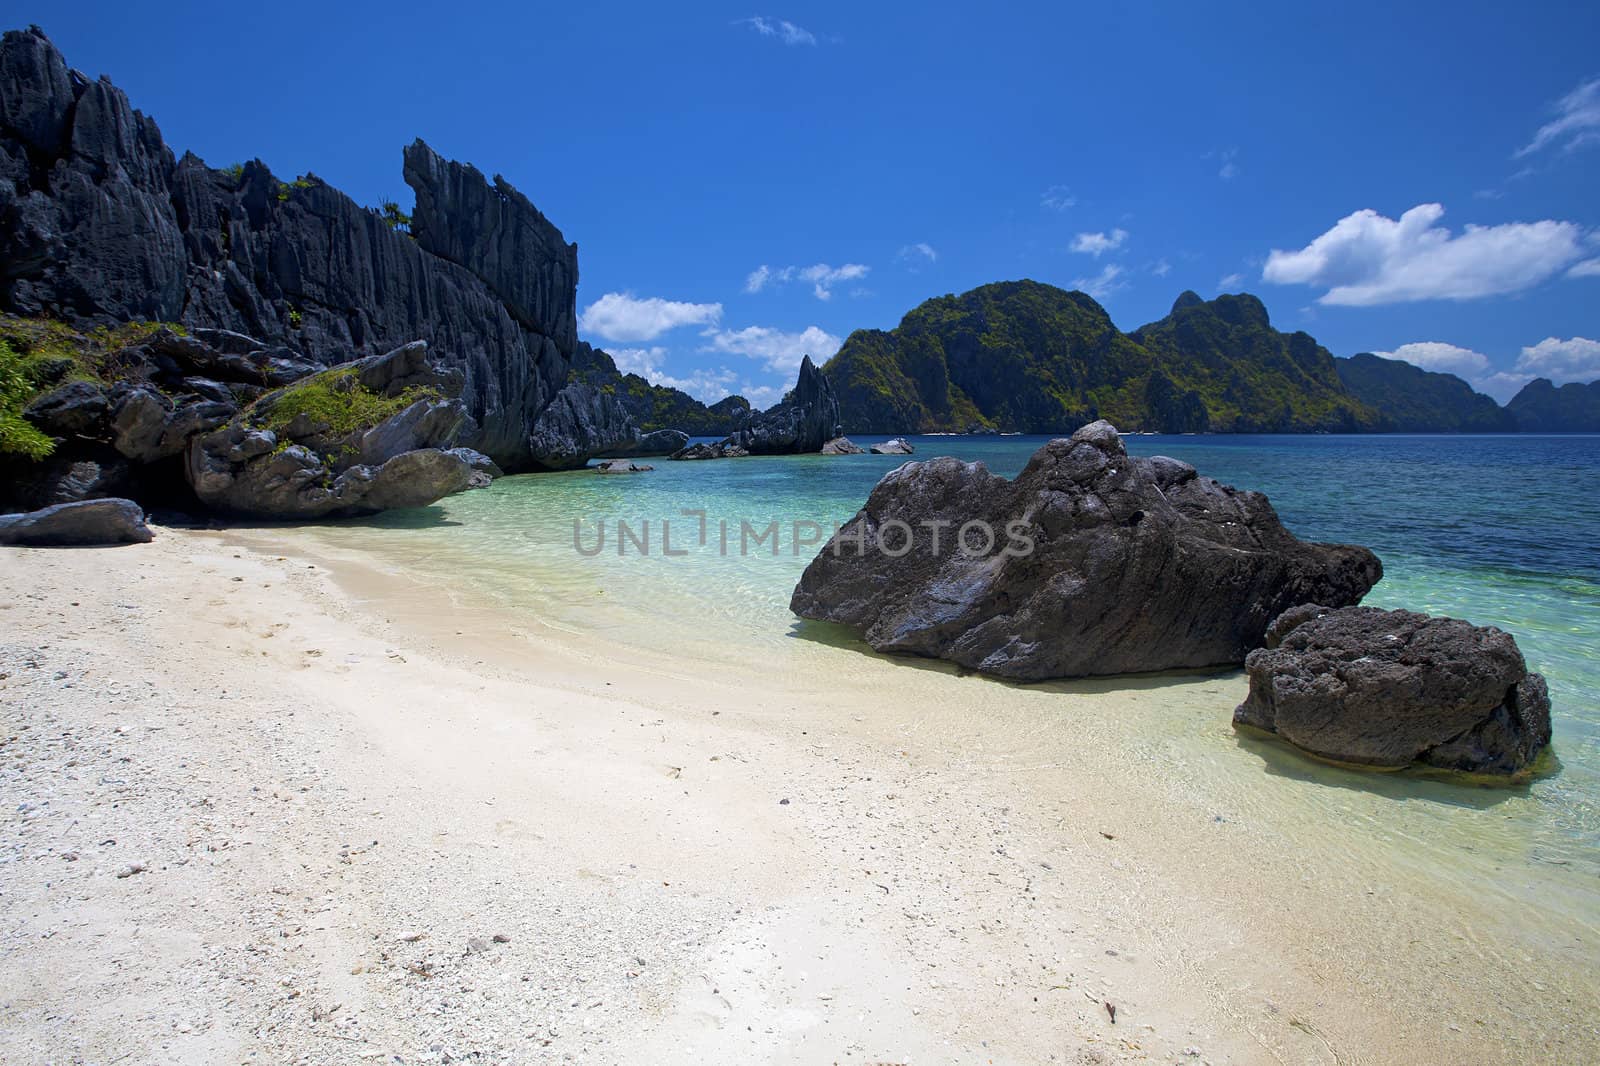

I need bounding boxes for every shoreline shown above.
[3,527,1596,1064]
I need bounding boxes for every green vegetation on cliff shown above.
[253,368,440,438]
[0,315,179,459]
[1336,353,1517,433]
[823,282,1383,434]
[1131,293,1378,432]
[1505,378,1600,432]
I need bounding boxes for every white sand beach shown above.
[2,528,1596,1065]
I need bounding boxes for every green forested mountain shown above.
[1336,353,1517,433]
[572,344,750,435]
[822,282,1381,434]
[1130,292,1378,432]
[1505,378,1600,432]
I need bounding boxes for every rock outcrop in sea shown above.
[526,378,690,470]
[789,420,1383,680]
[871,437,914,455]
[1235,605,1553,776]
[0,26,576,473]
[670,355,842,460]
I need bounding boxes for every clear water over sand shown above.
[287,433,1600,1020]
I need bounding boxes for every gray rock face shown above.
[1234,605,1553,776]
[0,27,577,472]
[402,141,577,353]
[0,497,151,546]
[821,436,865,455]
[526,383,692,469]
[185,342,473,519]
[870,437,914,455]
[670,440,750,461]
[526,382,639,471]
[23,380,109,438]
[608,428,689,458]
[790,420,1383,680]
[727,355,840,455]
[667,356,840,460]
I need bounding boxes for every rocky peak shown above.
[403,139,578,357]
[0,27,582,471]
[1169,290,1204,314]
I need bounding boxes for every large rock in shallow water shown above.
[789,420,1382,680]
[0,498,151,546]
[1234,605,1553,776]
[726,355,840,455]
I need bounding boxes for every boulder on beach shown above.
[1234,605,1553,776]
[0,498,152,546]
[870,437,914,455]
[789,420,1383,680]
[821,436,865,455]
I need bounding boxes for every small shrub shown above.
[378,200,412,233]
[0,339,58,459]
[256,368,441,438]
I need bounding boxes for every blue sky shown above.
[17,1,1600,405]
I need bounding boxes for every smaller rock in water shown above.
[669,441,750,461]
[870,436,915,455]
[821,436,865,455]
[1235,605,1553,777]
[0,498,153,546]
[594,458,653,474]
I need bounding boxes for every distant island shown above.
[820,280,1598,435]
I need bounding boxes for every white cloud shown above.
[1516,77,1600,158]
[1151,258,1172,277]
[1373,341,1492,377]
[898,242,938,264]
[1218,272,1243,290]
[799,263,868,300]
[1262,203,1586,305]
[605,346,743,403]
[1516,336,1600,383]
[579,292,723,343]
[1569,257,1600,278]
[1070,228,1128,257]
[702,324,842,371]
[735,17,816,46]
[1205,147,1240,180]
[744,262,869,300]
[1069,264,1126,301]
[1041,185,1077,211]
[740,383,787,409]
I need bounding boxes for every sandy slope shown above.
[2,529,1594,1065]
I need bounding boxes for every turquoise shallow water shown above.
[326,433,1600,877]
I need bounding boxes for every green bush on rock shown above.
[252,368,441,438]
